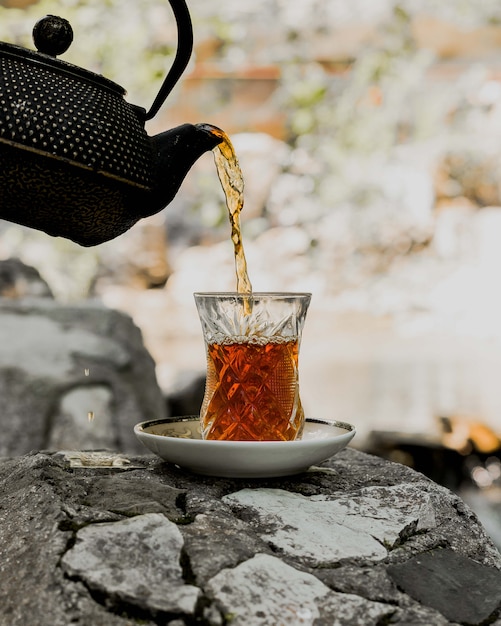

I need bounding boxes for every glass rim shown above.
[194,292,312,298]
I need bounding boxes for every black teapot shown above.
[0,0,223,246]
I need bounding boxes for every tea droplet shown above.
[87,411,95,422]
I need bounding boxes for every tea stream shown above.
[209,125,253,312]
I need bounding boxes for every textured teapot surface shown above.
[0,7,223,246]
[0,17,153,189]
[0,49,153,188]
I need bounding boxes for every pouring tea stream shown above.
[0,0,224,246]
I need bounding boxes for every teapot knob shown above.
[33,15,73,57]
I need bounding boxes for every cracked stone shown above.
[61,512,200,615]
[1,450,500,625]
[206,553,394,626]
[181,511,269,584]
[387,548,501,625]
[83,474,185,519]
[315,591,396,626]
[223,485,436,564]
[315,564,400,603]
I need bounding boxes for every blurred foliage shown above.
[282,7,438,153]
[276,3,501,216]
[1,0,501,296]
[272,6,437,215]
[398,0,501,27]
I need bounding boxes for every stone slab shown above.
[388,548,501,625]
[223,484,436,564]
[61,513,200,615]
[0,449,500,625]
[0,298,167,456]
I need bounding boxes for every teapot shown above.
[0,0,223,246]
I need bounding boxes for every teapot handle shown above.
[144,0,193,121]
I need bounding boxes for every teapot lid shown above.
[0,15,125,98]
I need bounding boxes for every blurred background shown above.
[2,0,501,544]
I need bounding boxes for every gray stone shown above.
[48,385,116,450]
[181,510,270,584]
[206,553,332,625]
[315,564,401,603]
[61,513,200,615]
[222,484,436,564]
[1,449,500,625]
[0,258,53,299]
[181,489,273,583]
[206,553,395,626]
[82,473,185,519]
[0,454,135,625]
[388,548,501,625]
[0,298,167,456]
[315,590,397,626]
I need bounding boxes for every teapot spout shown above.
[143,123,223,219]
[0,122,223,247]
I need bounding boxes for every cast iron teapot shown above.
[0,0,223,246]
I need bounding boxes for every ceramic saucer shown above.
[134,416,356,478]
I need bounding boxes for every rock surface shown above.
[388,549,501,625]
[0,257,53,299]
[0,447,500,625]
[0,298,167,457]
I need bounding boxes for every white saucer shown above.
[134,416,356,478]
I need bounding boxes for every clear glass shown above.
[194,292,311,441]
